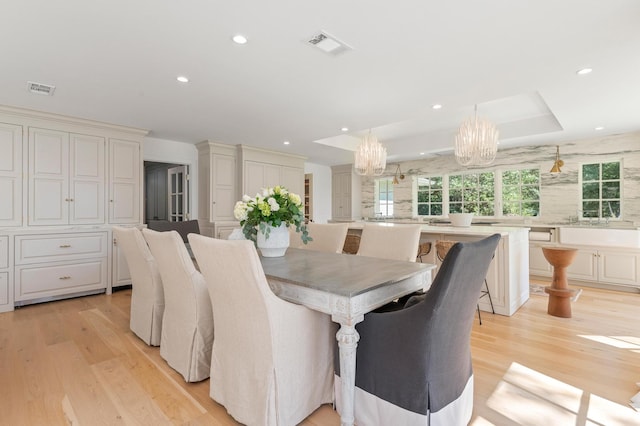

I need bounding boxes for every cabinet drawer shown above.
[15,232,108,265]
[0,272,7,305]
[0,236,7,268]
[15,258,107,301]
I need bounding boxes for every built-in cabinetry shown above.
[0,233,12,313]
[197,141,305,239]
[0,105,147,310]
[529,227,640,289]
[0,123,22,227]
[14,230,108,304]
[331,164,361,221]
[28,128,105,226]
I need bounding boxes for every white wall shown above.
[304,162,332,224]
[143,137,199,219]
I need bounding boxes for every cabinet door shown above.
[0,123,22,227]
[244,161,266,197]
[264,164,281,189]
[281,166,304,196]
[566,249,597,281]
[112,243,132,287]
[70,134,105,224]
[211,154,236,221]
[598,249,639,286]
[109,139,141,224]
[529,244,552,276]
[332,173,351,219]
[28,128,69,225]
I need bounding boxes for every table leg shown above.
[336,323,360,426]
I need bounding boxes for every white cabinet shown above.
[112,237,132,288]
[0,234,12,312]
[567,247,639,286]
[14,231,109,303]
[109,139,141,224]
[331,164,361,221]
[238,145,305,198]
[197,142,238,237]
[0,123,22,227]
[529,244,552,277]
[28,128,105,226]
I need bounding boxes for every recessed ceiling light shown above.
[419,152,425,156]
[432,104,442,110]
[595,126,604,131]
[176,76,189,83]
[576,68,593,75]
[341,127,349,132]
[283,141,290,145]
[232,34,248,44]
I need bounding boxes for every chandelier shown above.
[454,105,499,166]
[354,131,387,176]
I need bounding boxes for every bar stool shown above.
[416,242,432,262]
[435,240,495,324]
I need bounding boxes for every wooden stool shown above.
[542,247,578,318]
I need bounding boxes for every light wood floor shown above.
[1,283,639,425]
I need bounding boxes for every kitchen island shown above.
[345,222,530,316]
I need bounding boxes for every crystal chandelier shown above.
[354,131,387,176]
[454,105,499,166]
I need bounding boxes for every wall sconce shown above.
[550,145,564,173]
[392,164,405,185]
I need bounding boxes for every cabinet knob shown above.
[59,276,71,280]
[59,244,71,248]
[110,199,114,202]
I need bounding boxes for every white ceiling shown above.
[2,0,639,165]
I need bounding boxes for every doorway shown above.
[144,161,191,223]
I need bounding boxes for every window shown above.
[449,172,495,215]
[581,161,621,219]
[416,176,443,216]
[375,178,394,216]
[502,168,540,216]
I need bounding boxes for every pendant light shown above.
[454,104,499,166]
[354,130,387,176]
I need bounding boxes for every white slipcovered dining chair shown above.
[188,234,334,426]
[112,226,164,346]
[142,228,214,382]
[357,223,423,262]
[290,222,349,253]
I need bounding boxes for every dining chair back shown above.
[188,234,334,426]
[112,226,164,346]
[337,234,501,425]
[357,223,422,262]
[142,228,213,382]
[147,219,200,243]
[291,222,349,253]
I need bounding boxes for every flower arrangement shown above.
[234,186,311,244]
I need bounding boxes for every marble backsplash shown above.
[359,132,640,224]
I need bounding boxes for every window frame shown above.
[579,159,622,221]
[501,167,541,218]
[374,178,394,217]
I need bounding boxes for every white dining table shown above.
[260,248,436,426]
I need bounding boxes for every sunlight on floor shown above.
[475,362,640,425]
[578,335,640,350]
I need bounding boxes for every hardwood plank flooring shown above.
[0,283,639,425]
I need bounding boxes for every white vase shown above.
[256,223,290,257]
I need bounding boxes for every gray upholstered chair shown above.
[147,219,200,243]
[142,228,213,382]
[357,223,422,262]
[112,226,164,346]
[188,234,334,426]
[335,234,501,425]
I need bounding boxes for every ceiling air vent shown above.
[27,81,56,96]
[306,31,352,56]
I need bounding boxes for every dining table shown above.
[260,248,436,426]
